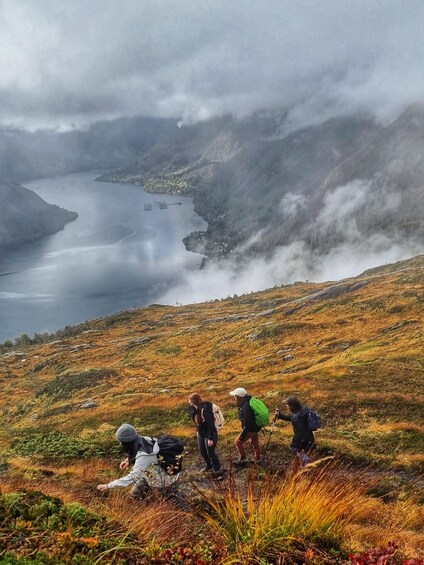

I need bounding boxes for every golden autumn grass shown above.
[0,255,423,562]
[201,460,371,564]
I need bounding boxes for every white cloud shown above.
[1,0,424,129]
[279,193,307,219]
[158,236,423,305]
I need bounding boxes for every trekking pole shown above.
[261,411,278,466]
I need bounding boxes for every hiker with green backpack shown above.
[230,387,269,466]
[96,424,183,499]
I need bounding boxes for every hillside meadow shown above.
[0,255,423,563]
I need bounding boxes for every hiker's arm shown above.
[202,404,216,440]
[275,409,291,422]
[239,406,253,441]
[188,404,197,422]
[119,458,129,470]
[106,452,157,489]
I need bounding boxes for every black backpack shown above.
[155,435,185,475]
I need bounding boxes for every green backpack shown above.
[249,397,269,427]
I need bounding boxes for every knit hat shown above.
[115,423,138,442]
[229,387,248,397]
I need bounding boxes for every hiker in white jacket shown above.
[97,423,179,499]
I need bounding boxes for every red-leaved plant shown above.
[349,542,398,564]
[349,542,424,565]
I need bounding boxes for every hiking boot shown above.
[212,471,224,481]
[233,457,248,467]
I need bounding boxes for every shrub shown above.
[0,490,142,563]
[11,431,120,460]
[253,322,306,340]
[156,345,182,356]
[36,368,118,399]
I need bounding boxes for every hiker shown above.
[188,393,223,480]
[96,423,180,499]
[275,396,317,466]
[230,387,262,466]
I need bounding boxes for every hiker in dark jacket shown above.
[275,396,316,466]
[230,387,261,465]
[188,393,223,480]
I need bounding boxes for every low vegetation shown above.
[0,256,423,562]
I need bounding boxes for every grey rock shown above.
[80,400,97,409]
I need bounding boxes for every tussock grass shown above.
[200,460,371,564]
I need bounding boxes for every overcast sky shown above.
[1,0,424,130]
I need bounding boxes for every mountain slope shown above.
[0,180,78,251]
[100,106,424,262]
[0,116,176,181]
[1,254,422,472]
[253,104,424,254]
[100,111,380,257]
[1,254,422,562]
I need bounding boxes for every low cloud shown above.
[279,193,307,219]
[158,237,422,306]
[158,178,423,304]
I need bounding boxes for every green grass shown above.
[36,369,118,399]
[10,431,120,460]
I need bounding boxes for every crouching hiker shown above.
[275,396,320,467]
[97,423,181,499]
[188,393,223,481]
[230,387,262,466]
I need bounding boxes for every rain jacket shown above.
[107,436,179,489]
[278,406,315,451]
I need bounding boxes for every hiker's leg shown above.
[130,479,150,500]
[248,432,261,462]
[299,440,315,457]
[205,433,221,472]
[197,432,213,469]
[234,434,247,458]
[304,440,316,455]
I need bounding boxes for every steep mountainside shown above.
[0,116,176,182]
[254,104,424,253]
[98,111,381,256]
[100,106,424,261]
[0,180,78,251]
[1,255,422,471]
[1,255,422,562]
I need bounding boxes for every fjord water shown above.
[0,172,206,341]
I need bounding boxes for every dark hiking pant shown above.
[197,432,221,472]
[235,431,261,461]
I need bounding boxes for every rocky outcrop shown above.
[0,180,78,252]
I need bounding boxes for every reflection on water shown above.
[0,171,206,340]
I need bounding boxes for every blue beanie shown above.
[115,423,138,442]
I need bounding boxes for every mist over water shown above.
[1,171,422,343]
[0,172,206,341]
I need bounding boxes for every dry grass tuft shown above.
[200,460,374,564]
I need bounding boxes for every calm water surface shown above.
[0,171,206,341]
